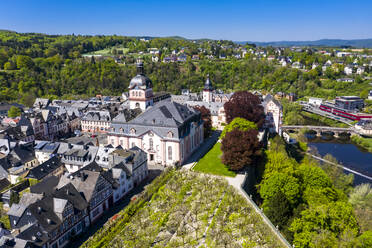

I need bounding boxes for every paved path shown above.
[225,174,292,248]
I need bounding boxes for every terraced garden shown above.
[82,169,284,248]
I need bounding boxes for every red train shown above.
[319,104,372,121]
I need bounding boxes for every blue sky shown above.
[1,0,372,41]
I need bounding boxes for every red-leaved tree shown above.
[221,128,262,171]
[193,105,212,138]
[224,91,265,128]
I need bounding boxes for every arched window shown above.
[168,146,172,160]
[149,138,153,150]
[130,128,136,134]
[131,142,135,148]
[167,131,173,138]
[135,102,140,108]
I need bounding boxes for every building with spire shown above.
[172,75,231,130]
[107,62,204,166]
[203,75,213,103]
[128,60,154,111]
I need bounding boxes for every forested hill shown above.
[236,39,372,48]
[0,31,371,107]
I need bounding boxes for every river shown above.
[307,136,372,185]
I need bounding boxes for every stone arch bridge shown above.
[281,125,357,137]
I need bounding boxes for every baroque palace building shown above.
[107,61,204,166]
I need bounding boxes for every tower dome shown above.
[204,74,213,91]
[128,61,153,90]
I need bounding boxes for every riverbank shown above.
[350,135,372,153]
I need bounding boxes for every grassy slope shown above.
[193,142,236,177]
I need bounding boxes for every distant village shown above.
[83,42,372,81]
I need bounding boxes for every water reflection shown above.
[307,134,372,185]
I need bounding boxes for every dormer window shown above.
[130,128,136,134]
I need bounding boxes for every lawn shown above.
[82,170,284,248]
[83,47,129,56]
[193,142,236,177]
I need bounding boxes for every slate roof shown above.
[52,183,88,211]
[0,177,10,191]
[112,108,141,123]
[8,144,35,165]
[130,101,198,127]
[263,94,283,110]
[0,125,34,141]
[30,176,59,196]
[19,193,43,207]
[7,204,26,218]
[57,170,102,203]
[184,101,224,116]
[82,110,111,122]
[33,98,50,109]
[16,224,49,247]
[26,156,62,180]
[111,100,201,140]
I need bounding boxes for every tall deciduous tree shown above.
[220,117,257,138]
[221,128,261,171]
[224,91,265,127]
[192,105,212,138]
[263,190,291,230]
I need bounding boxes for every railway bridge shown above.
[281,125,357,137]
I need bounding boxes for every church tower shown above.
[203,74,213,103]
[128,60,154,111]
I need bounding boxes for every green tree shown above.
[357,231,372,248]
[260,172,301,206]
[290,202,359,248]
[360,89,369,99]
[298,164,332,190]
[7,106,21,117]
[4,61,16,70]
[220,117,257,138]
[16,55,34,69]
[263,190,291,229]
